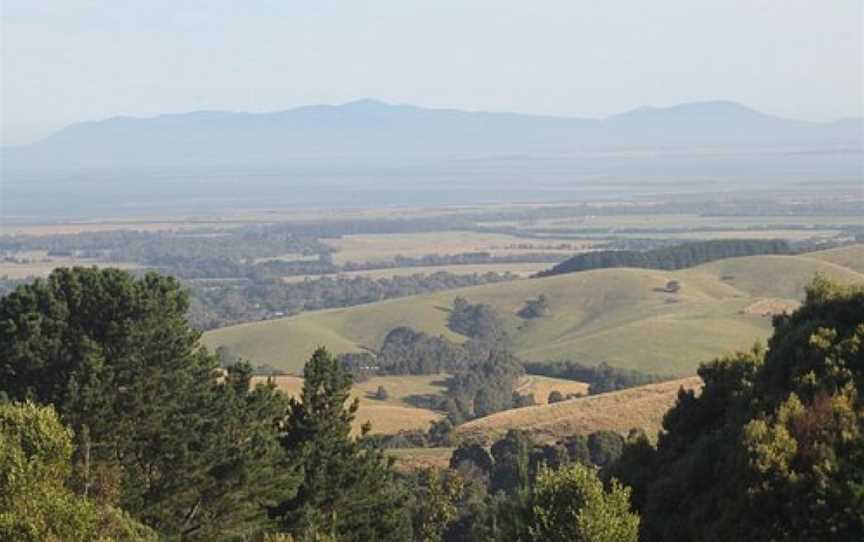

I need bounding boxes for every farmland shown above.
[203,245,864,376]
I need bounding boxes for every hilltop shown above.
[455,376,703,443]
[203,245,864,376]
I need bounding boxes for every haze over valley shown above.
[2,2,863,541]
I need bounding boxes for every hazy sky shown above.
[2,1,862,145]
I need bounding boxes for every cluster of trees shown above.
[375,327,470,375]
[524,360,670,395]
[517,294,551,319]
[538,239,792,277]
[610,276,864,540]
[5,266,860,541]
[447,297,509,343]
[0,267,642,541]
[340,251,565,272]
[0,227,329,266]
[189,271,517,329]
[0,268,407,540]
[412,429,639,541]
[342,326,528,424]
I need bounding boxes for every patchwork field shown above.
[253,372,589,435]
[322,231,586,264]
[455,377,703,443]
[0,251,140,279]
[204,245,864,376]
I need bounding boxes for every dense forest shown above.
[538,239,793,277]
[1,268,863,540]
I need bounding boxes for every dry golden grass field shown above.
[253,373,447,435]
[455,376,703,444]
[253,372,590,435]
[322,231,586,264]
[386,447,454,472]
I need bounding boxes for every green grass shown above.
[202,245,864,376]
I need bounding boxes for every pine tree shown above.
[0,268,293,539]
[272,347,410,541]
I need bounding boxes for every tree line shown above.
[523,360,669,395]
[538,239,793,277]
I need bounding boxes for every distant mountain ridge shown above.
[2,99,861,217]
[5,99,862,171]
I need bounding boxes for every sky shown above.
[1,0,862,145]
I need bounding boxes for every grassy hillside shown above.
[455,377,703,443]
[204,245,864,376]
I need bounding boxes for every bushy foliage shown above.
[376,326,469,375]
[517,294,551,319]
[527,463,639,542]
[0,402,101,542]
[447,297,509,343]
[620,277,864,541]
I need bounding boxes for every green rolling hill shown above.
[202,245,864,376]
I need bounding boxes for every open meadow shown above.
[455,376,703,443]
[204,245,864,376]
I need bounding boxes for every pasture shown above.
[203,245,864,376]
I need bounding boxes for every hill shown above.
[252,373,587,435]
[203,245,864,376]
[454,377,703,443]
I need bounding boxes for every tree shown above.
[374,385,389,401]
[527,463,639,542]
[547,390,564,404]
[0,268,293,538]
[0,402,101,541]
[587,431,624,468]
[630,278,864,541]
[449,442,494,477]
[410,468,465,542]
[490,430,533,495]
[272,347,410,541]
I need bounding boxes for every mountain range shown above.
[5,99,861,170]
[2,100,861,217]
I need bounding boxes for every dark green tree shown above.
[374,385,389,401]
[547,390,564,404]
[629,278,864,541]
[490,430,533,495]
[587,431,624,468]
[450,442,494,477]
[0,268,292,539]
[272,347,410,541]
